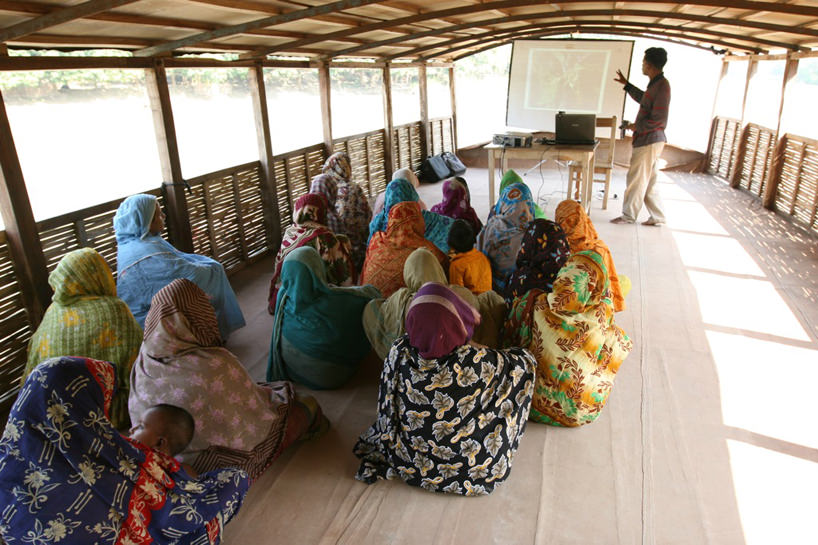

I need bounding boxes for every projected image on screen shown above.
[524,48,610,112]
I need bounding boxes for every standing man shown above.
[611,47,670,226]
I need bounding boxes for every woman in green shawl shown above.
[362,247,507,360]
[268,246,381,389]
[498,169,547,219]
[24,247,142,429]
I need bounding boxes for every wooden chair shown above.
[568,116,617,209]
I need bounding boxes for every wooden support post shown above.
[738,59,757,131]
[0,89,50,325]
[0,44,8,56]
[382,63,395,180]
[249,63,283,250]
[448,65,458,152]
[730,123,750,188]
[764,56,800,210]
[146,60,193,252]
[318,62,334,157]
[705,60,729,163]
[730,59,757,183]
[418,63,431,159]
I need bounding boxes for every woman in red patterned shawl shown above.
[268,193,354,313]
[361,201,448,298]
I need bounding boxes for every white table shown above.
[485,142,597,212]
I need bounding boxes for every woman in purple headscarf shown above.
[354,282,537,496]
[430,177,483,236]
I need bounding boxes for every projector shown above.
[493,133,532,147]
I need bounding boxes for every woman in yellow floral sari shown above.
[503,250,632,427]
[24,247,142,429]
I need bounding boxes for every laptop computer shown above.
[554,112,598,145]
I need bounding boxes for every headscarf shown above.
[362,202,448,298]
[555,199,626,312]
[405,282,481,359]
[323,151,352,183]
[309,174,343,233]
[269,193,353,313]
[372,169,428,227]
[369,178,454,253]
[477,183,535,292]
[1,357,249,545]
[130,279,293,478]
[354,327,536,496]
[113,193,157,242]
[323,152,372,274]
[505,219,571,301]
[503,251,632,427]
[498,169,546,219]
[430,177,483,235]
[24,248,142,430]
[269,246,380,388]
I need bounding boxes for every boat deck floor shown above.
[221,166,817,545]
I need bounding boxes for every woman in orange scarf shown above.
[554,199,627,312]
[361,201,448,298]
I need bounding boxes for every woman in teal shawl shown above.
[114,194,245,340]
[368,178,454,253]
[498,169,547,219]
[269,246,381,389]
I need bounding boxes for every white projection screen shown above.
[506,39,634,132]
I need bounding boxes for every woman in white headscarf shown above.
[372,168,427,219]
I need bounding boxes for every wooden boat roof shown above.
[1,0,818,62]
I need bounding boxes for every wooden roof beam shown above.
[187,0,390,29]
[0,0,139,42]
[323,8,815,60]
[241,0,818,59]
[133,0,393,57]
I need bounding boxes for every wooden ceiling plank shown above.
[0,0,139,42]
[133,0,393,57]
[241,0,818,59]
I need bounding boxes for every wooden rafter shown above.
[241,0,818,59]
[134,0,394,57]
[0,0,139,42]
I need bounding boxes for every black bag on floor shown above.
[442,151,467,176]
[419,155,451,183]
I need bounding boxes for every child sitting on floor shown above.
[130,403,198,477]
[447,219,492,295]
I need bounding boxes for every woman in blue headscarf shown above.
[368,177,454,254]
[114,194,245,340]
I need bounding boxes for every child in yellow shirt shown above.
[447,219,492,295]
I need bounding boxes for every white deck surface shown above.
[221,165,818,545]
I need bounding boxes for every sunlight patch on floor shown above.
[672,231,766,277]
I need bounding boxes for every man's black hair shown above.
[644,47,667,70]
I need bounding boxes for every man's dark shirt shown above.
[624,73,670,148]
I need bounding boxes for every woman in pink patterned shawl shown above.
[129,279,327,480]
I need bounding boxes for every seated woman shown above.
[447,219,493,295]
[555,199,628,312]
[268,193,354,313]
[269,246,380,389]
[498,169,546,219]
[363,247,505,360]
[372,167,427,218]
[430,176,483,236]
[362,201,448,298]
[114,193,245,340]
[504,251,633,427]
[130,278,327,479]
[477,182,536,292]
[310,151,372,274]
[504,218,571,302]
[0,356,249,545]
[24,247,142,430]
[369,177,453,254]
[354,282,536,496]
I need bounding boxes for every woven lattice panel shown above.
[737,124,775,198]
[234,165,269,260]
[0,231,34,418]
[187,181,215,259]
[775,136,818,232]
[285,154,309,207]
[410,122,424,171]
[393,124,412,170]
[201,176,244,272]
[273,158,292,232]
[442,118,454,153]
[307,146,327,181]
[367,130,387,196]
[707,117,741,181]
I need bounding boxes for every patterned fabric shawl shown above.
[477,183,535,293]
[268,193,353,313]
[362,202,449,298]
[25,248,142,430]
[505,219,571,301]
[353,329,537,496]
[555,199,626,312]
[0,356,249,545]
[114,194,245,340]
[329,152,373,274]
[369,178,454,254]
[498,169,546,219]
[372,168,425,219]
[430,178,483,235]
[309,174,343,234]
[503,251,633,427]
[130,279,294,479]
[268,246,380,387]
